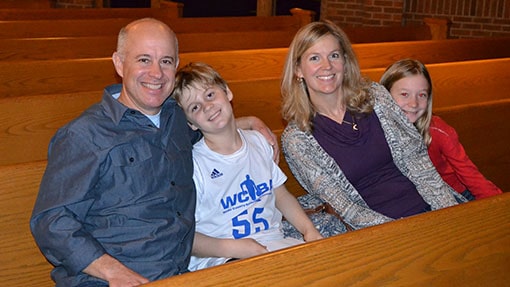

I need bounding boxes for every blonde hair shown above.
[172,62,229,104]
[380,59,433,145]
[281,20,372,132]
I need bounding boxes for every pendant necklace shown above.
[342,113,358,131]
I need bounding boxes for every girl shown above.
[380,59,502,200]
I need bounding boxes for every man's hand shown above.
[235,116,280,163]
[83,254,149,287]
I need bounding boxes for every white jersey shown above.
[189,129,302,271]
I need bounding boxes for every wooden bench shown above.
[1,62,509,195]
[146,192,510,287]
[0,6,183,20]
[1,156,507,287]
[0,8,313,39]
[2,35,510,63]
[343,17,450,43]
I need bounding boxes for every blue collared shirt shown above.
[30,84,198,286]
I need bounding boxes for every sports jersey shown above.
[189,129,302,271]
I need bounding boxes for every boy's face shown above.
[179,84,234,133]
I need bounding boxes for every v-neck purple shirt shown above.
[312,111,430,219]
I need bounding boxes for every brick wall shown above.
[321,0,510,38]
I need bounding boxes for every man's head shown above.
[113,18,179,115]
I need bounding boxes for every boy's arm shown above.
[274,186,323,242]
[235,116,279,163]
[192,232,269,259]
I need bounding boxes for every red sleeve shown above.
[431,116,502,199]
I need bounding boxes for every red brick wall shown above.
[321,0,510,38]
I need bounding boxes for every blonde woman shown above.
[280,20,464,230]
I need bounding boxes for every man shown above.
[30,18,276,287]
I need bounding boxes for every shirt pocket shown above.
[109,139,152,167]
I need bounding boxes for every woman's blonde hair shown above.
[281,20,372,132]
[380,59,433,145]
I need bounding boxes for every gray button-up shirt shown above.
[30,84,198,286]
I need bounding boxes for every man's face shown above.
[114,20,179,115]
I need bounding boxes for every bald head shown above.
[116,18,179,59]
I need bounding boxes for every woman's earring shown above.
[297,77,304,83]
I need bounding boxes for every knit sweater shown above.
[282,82,463,230]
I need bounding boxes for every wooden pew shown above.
[2,55,509,104]
[434,100,510,193]
[2,35,510,63]
[146,192,510,287]
[1,156,507,287]
[1,71,509,195]
[0,10,311,39]
[343,17,450,43]
[0,6,183,20]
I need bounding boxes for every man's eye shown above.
[162,59,174,65]
[139,58,150,64]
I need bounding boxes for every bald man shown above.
[30,18,276,287]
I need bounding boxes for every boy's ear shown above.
[187,121,199,131]
[225,85,234,102]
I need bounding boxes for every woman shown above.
[280,20,464,230]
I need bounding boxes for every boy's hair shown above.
[172,62,228,104]
[380,59,433,146]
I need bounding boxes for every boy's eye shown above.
[191,105,199,112]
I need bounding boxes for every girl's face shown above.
[296,34,345,99]
[389,74,430,123]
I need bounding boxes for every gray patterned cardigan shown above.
[282,82,464,230]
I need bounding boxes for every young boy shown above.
[172,62,323,271]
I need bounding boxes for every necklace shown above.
[342,114,358,131]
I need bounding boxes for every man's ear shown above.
[112,52,124,78]
[225,85,234,102]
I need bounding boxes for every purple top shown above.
[312,111,430,219]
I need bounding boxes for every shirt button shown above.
[177,211,182,216]
[129,157,134,162]
[170,181,175,186]
[130,111,136,114]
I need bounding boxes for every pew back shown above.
[2,36,510,63]
[146,192,510,287]
[0,6,182,20]
[0,13,307,39]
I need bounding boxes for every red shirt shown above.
[427,116,502,199]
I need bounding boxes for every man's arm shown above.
[83,254,148,287]
[235,116,280,163]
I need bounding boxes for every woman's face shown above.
[296,34,345,99]
[389,74,430,123]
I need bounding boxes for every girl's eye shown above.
[419,93,429,98]
[400,92,409,97]
[330,52,341,59]
[309,55,319,62]
[206,92,214,99]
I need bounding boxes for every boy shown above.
[172,62,323,271]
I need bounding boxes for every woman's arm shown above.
[281,123,392,229]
